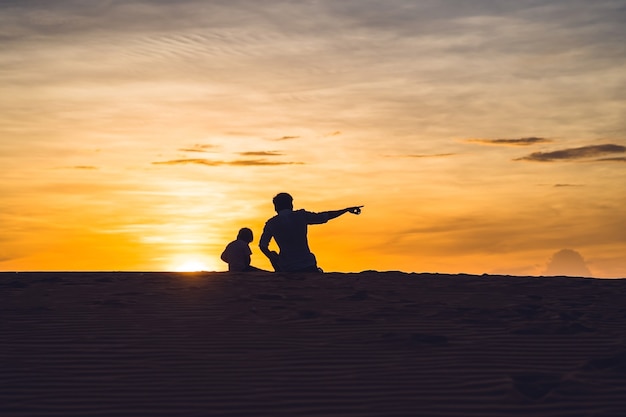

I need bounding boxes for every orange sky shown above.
[1,1,625,276]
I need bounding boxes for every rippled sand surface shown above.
[2,271,625,416]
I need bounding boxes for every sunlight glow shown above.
[173,260,209,272]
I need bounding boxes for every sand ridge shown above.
[1,271,625,416]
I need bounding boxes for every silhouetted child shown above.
[221,227,263,272]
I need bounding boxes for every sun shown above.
[173,260,209,272]
[169,254,220,272]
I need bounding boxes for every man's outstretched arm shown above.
[321,206,363,221]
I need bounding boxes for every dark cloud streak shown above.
[273,136,300,141]
[515,144,625,162]
[153,159,222,166]
[596,157,626,162]
[152,158,303,167]
[468,137,551,146]
[229,159,302,166]
[405,153,456,158]
[178,144,216,153]
[238,151,283,156]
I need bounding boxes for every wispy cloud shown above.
[515,144,626,162]
[153,159,222,167]
[273,136,300,141]
[52,166,98,170]
[152,158,302,167]
[596,157,626,162]
[55,166,98,170]
[468,137,551,146]
[406,153,456,158]
[384,153,455,159]
[238,151,283,156]
[229,159,303,166]
[178,144,216,153]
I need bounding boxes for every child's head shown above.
[237,227,253,243]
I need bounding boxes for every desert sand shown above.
[1,271,625,417]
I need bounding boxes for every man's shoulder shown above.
[265,209,304,222]
[292,208,312,217]
[264,214,279,225]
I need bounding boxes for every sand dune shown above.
[1,271,625,416]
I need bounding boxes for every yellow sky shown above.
[1,1,625,276]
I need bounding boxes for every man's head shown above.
[273,192,293,212]
[237,227,253,243]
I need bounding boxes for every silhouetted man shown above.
[259,192,362,272]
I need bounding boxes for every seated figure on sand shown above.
[221,227,264,272]
[259,192,363,272]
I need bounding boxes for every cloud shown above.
[515,144,626,162]
[273,136,300,141]
[153,159,223,167]
[467,137,551,146]
[544,249,593,277]
[596,157,626,162]
[538,183,584,187]
[178,144,216,153]
[405,153,456,158]
[152,158,302,167]
[384,153,455,158]
[52,166,98,170]
[238,151,284,156]
[228,159,303,166]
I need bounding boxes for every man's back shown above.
[260,209,328,272]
